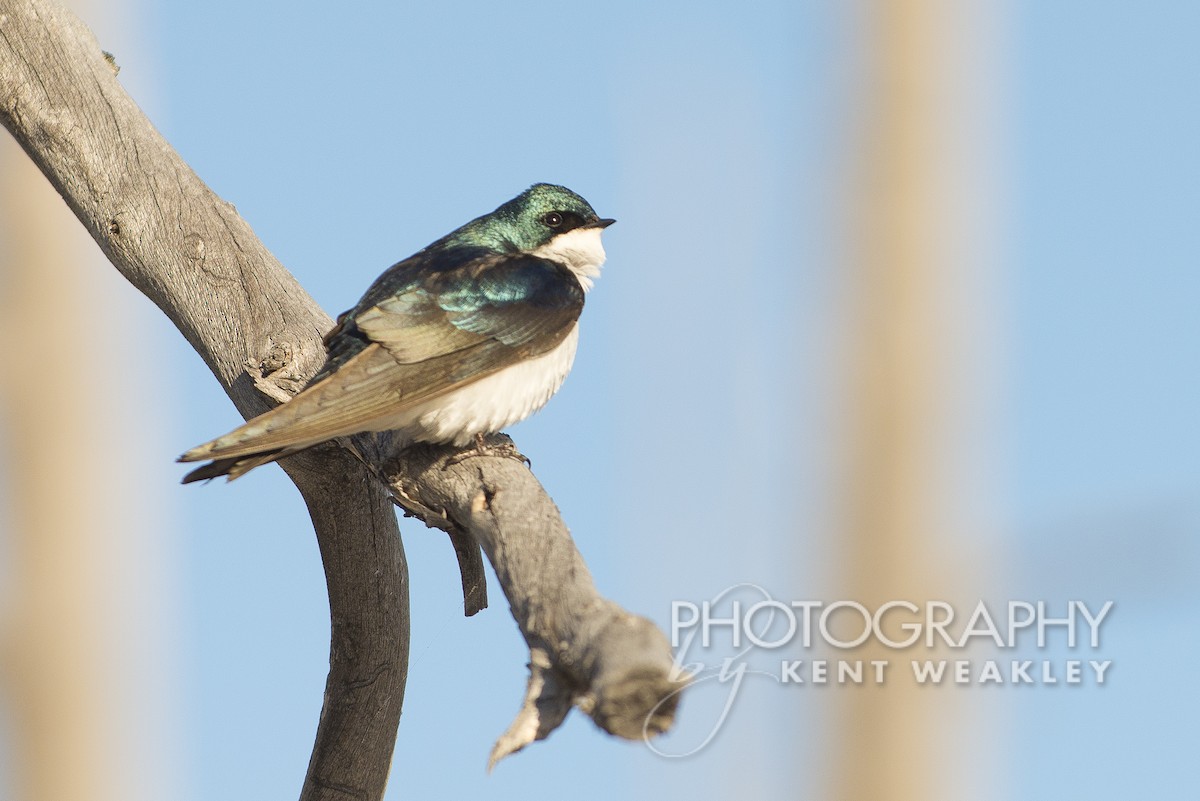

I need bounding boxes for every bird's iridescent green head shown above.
[436,184,615,253]
[433,184,616,290]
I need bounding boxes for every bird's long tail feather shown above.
[180,446,304,483]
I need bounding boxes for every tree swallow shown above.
[179,183,614,482]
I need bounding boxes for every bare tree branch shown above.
[1,4,407,798]
[0,0,682,793]
[385,439,683,765]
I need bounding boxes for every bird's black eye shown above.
[542,212,564,228]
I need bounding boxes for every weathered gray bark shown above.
[389,442,682,768]
[0,0,681,794]
[1,2,408,798]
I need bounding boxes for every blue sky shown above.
[3,1,1199,799]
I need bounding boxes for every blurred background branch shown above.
[832,0,966,797]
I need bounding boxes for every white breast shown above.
[531,227,606,291]
[391,324,581,446]
[368,231,602,445]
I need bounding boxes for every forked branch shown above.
[0,0,681,795]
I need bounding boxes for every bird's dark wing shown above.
[346,248,584,364]
[179,250,583,473]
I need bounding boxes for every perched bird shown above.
[179,183,614,482]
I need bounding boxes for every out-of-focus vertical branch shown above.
[0,114,152,801]
[0,4,186,797]
[830,1,960,799]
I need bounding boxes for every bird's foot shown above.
[444,433,531,468]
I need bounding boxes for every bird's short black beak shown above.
[593,218,617,229]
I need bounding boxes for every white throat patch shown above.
[531,227,607,292]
